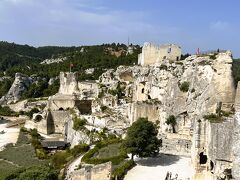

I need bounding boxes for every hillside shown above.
[0,41,140,78]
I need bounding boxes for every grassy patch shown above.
[0,160,19,180]
[93,143,121,158]
[0,131,48,179]
[82,138,127,165]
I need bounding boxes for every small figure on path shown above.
[175,173,178,179]
[165,171,169,180]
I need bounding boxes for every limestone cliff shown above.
[25,50,238,179]
[0,73,33,104]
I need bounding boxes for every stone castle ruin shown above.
[138,42,181,66]
[24,42,240,179]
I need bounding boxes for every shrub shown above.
[0,105,19,116]
[100,106,108,112]
[70,144,90,157]
[25,108,40,118]
[209,53,217,60]
[203,114,222,123]
[175,61,183,65]
[179,81,189,92]
[160,64,168,70]
[36,148,47,159]
[166,115,177,133]
[112,160,136,180]
[98,91,104,98]
[51,151,72,169]
[73,117,87,131]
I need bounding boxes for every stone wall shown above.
[160,133,192,156]
[58,72,79,95]
[69,162,112,180]
[129,102,159,123]
[138,42,181,66]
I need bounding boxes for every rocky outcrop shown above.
[66,118,90,147]
[0,73,32,104]
[40,57,67,64]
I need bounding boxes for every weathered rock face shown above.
[66,118,90,147]
[232,82,240,179]
[98,51,236,178]
[0,73,32,104]
[100,51,235,132]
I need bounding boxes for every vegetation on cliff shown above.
[122,117,161,159]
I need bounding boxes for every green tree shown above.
[166,115,177,133]
[122,118,161,160]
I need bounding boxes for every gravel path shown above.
[0,123,19,151]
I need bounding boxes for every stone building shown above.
[138,42,182,66]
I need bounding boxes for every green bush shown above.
[25,108,40,118]
[0,105,19,116]
[73,117,87,131]
[100,106,108,112]
[160,64,168,70]
[112,160,135,180]
[179,81,190,92]
[70,144,90,157]
[203,114,222,123]
[51,151,73,169]
[36,148,47,159]
[209,53,217,60]
[175,61,183,65]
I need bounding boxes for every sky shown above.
[0,0,240,57]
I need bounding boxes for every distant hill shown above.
[0,41,141,79]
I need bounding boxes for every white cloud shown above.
[210,21,229,31]
[0,0,181,46]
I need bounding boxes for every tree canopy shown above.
[122,117,161,159]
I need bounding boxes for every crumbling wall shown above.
[207,118,234,177]
[138,42,181,66]
[69,162,112,180]
[58,72,79,95]
[129,102,159,123]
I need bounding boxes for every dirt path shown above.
[124,154,194,180]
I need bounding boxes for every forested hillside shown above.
[0,41,140,78]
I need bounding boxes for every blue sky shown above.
[0,0,240,57]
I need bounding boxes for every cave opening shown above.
[199,152,207,164]
[210,160,214,171]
